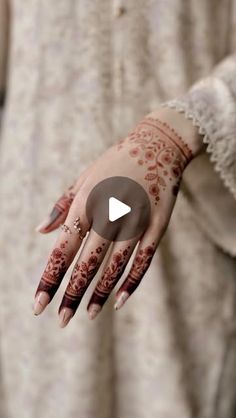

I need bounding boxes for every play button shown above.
[86,176,151,241]
[109,197,131,222]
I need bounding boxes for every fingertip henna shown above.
[118,243,155,297]
[35,240,70,303]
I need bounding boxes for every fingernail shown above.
[88,304,101,320]
[33,291,50,315]
[114,291,129,310]
[35,208,60,233]
[58,308,74,328]
[35,216,52,232]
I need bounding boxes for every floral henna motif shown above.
[89,246,131,306]
[118,118,193,204]
[59,244,106,311]
[36,240,69,300]
[120,243,155,295]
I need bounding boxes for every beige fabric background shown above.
[0,0,8,94]
[0,1,236,418]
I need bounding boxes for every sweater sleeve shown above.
[163,54,236,200]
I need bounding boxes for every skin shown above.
[33,107,203,327]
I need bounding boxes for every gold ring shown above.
[73,217,84,240]
[61,224,72,234]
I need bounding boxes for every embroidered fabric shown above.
[162,98,236,200]
[162,55,236,201]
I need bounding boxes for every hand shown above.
[33,108,203,327]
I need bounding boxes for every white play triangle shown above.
[109,197,131,222]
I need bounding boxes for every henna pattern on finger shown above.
[37,185,75,232]
[54,185,75,213]
[46,186,75,230]
[35,240,70,300]
[118,243,155,297]
[88,246,131,307]
[59,243,106,312]
[118,118,193,205]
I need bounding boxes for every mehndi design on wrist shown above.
[118,117,193,203]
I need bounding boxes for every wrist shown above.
[146,107,204,158]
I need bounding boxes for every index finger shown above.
[33,198,90,315]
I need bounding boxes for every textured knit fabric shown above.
[0,1,236,418]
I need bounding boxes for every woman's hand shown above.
[33,107,203,327]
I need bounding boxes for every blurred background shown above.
[0,1,236,418]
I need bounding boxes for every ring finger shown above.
[87,238,139,319]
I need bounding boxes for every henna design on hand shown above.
[88,246,131,307]
[35,240,69,300]
[118,118,193,204]
[118,243,155,297]
[59,243,106,312]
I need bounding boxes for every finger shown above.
[114,230,159,310]
[35,182,77,234]
[35,163,94,234]
[58,230,111,328]
[87,238,138,320]
[33,196,89,315]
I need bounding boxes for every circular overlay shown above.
[86,176,151,241]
